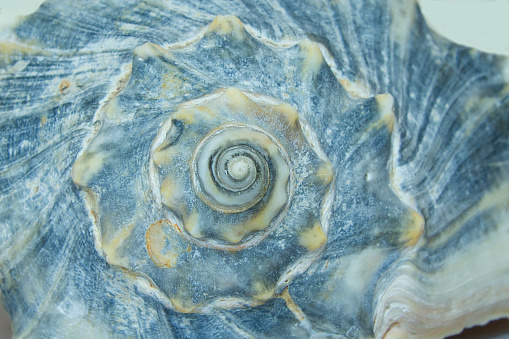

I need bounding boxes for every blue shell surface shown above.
[1,0,508,338]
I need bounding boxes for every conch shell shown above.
[0,1,508,338]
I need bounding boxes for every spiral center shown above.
[213,146,261,193]
[191,124,289,215]
[228,156,250,180]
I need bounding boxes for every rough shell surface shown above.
[1,0,509,338]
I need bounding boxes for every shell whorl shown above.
[67,13,339,311]
[2,1,508,337]
[191,124,290,216]
[151,89,306,249]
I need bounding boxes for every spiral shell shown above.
[72,70,334,310]
[151,88,304,248]
[2,1,509,338]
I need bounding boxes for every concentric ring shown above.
[191,124,289,215]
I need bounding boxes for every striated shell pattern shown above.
[1,0,509,338]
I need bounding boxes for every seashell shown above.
[1,1,508,338]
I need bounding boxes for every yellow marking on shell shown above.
[399,209,424,247]
[299,222,327,251]
[209,88,303,134]
[316,162,334,185]
[184,212,203,239]
[103,97,121,120]
[172,106,218,124]
[207,15,245,40]
[274,103,299,128]
[153,141,179,167]
[171,108,195,124]
[339,78,371,98]
[134,42,174,61]
[160,177,184,210]
[220,210,274,243]
[279,288,307,322]
[133,43,156,61]
[145,220,186,268]
[71,151,107,187]
[252,280,275,301]
[169,295,198,313]
[134,43,191,100]
[299,38,324,77]
[222,87,259,113]
[102,222,135,268]
[375,93,395,132]
[355,94,395,146]
[40,115,47,127]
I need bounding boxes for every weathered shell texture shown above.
[1,0,509,338]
